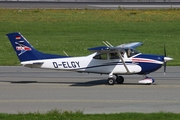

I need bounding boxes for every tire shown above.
[107,78,115,85]
[116,76,124,84]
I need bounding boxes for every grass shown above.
[0,9,180,65]
[0,110,180,120]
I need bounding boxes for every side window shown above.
[127,49,131,58]
[120,51,124,58]
[101,53,108,59]
[93,53,107,60]
[110,53,119,59]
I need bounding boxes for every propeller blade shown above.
[163,44,173,75]
[164,44,166,57]
[164,44,166,75]
[164,62,166,75]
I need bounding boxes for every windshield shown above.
[125,49,139,58]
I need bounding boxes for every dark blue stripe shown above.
[78,62,132,70]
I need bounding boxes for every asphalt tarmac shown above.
[0,66,179,114]
[0,1,180,9]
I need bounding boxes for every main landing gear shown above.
[107,74,155,85]
[107,74,124,85]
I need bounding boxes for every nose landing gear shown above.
[138,75,155,84]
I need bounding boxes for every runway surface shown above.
[0,1,180,9]
[0,66,179,114]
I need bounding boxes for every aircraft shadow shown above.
[0,80,37,84]
[0,79,152,86]
[70,79,107,86]
[0,79,106,86]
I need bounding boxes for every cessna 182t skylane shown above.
[7,32,173,85]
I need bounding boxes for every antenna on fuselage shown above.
[63,50,69,56]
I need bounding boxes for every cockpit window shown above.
[93,53,107,60]
[125,49,139,58]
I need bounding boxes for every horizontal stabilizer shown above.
[21,62,44,65]
[22,62,44,68]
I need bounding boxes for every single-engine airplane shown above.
[7,32,173,85]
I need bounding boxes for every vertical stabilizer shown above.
[7,32,68,62]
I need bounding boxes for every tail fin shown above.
[7,32,68,62]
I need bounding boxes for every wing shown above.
[116,42,143,49]
[88,42,142,52]
[87,46,111,52]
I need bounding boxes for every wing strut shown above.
[117,52,131,73]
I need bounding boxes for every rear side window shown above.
[93,53,107,60]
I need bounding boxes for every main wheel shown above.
[107,78,115,85]
[116,76,124,84]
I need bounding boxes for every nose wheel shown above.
[138,75,155,84]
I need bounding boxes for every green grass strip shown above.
[0,9,180,65]
[0,110,180,120]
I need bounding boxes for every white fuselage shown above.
[21,52,142,75]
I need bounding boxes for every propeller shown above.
[163,44,166,75]
[163,44,173,75]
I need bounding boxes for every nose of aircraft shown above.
[164,57,173,62]
[163,56,173,75]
